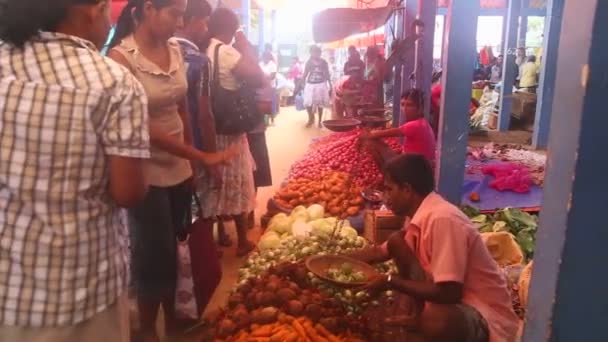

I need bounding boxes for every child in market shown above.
[360,89,437,164]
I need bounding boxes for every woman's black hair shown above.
[401,88,425,111]
[108,0,173,49]
[0,0,100,47]
[385,154,435,196]
[208,7,239,38]
[184,0,212,24]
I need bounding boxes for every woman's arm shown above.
[302,62,310,84]
[108,51,236,167]
[362,128,404,140]
[148,123,237,166]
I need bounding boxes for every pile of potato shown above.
[215,263,367,341]
[274,172,364,218]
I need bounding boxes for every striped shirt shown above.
[0,32,150,327]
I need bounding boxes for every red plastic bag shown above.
[482,163,532,193]
[188,217,222,316]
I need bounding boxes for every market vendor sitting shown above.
[360,89,436,164]
[350,154,519,342]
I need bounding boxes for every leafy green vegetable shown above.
[460,206,538,260]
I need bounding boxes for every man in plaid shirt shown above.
[0,1,149,341]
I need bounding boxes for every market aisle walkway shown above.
[203,107,329,319]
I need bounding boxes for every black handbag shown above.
[211,43,263,135]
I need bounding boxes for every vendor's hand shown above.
[360,274,389,296]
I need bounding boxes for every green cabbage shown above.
[268,213,288,227]
[290,210,310,222]
[258,231,281,250]
[306,204,325,221]
[268,216,293,234]
[292,219,313,237]
[339,226,358,239]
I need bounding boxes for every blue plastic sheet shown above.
[461,160,543,211]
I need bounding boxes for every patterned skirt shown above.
[197,134,256,218]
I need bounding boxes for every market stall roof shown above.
[438,0,545,8]
[312,6,392,43]
[326,29,384,49]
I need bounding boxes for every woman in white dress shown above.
[200,8,265,256]
[303,45,332,128]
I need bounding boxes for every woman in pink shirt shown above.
[361,89,436,164]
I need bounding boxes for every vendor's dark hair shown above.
[184,0,212,24]
[208,7,239,37]
[109,0,173,49]
[0,0,101,47]
[402,88,425,111]
[385,154,434,195]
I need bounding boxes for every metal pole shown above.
[532,0,563,149]
[435,0,480,204]
[497,0,522,132]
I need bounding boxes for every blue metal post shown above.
[258,8,265,56]
[497,0,522,131]
[518,0,529,47]
[400,0,418,127]
[435,0,479,204]
[392,11,405,127]
[240,0,251,38]
[532,0,563,149]
[440,15,446,65]
[523,1,608,340]
[416,0,437,120]
[270,10,277,47]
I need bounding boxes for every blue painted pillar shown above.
[270,10,277,46]
[440,15,447,65]
[518,0,529,47]
[532,0,563,149]
[497,0,521,131]
[523,1,608,340]
[258,8,265,56]
[240,0,251,38]
[416,0,437,120]
[392,11,405,127]
[435,0,479,204]
[400,0,418,126]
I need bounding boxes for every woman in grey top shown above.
[108,0,237,340]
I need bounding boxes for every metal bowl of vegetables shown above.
[322,119,361,132]
[361,188,384,204]
[306,255,380,288]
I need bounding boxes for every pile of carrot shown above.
[218,314,364,342]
